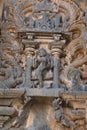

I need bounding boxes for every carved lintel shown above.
[22,39,35,88]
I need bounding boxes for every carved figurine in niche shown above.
[33,48,53,88]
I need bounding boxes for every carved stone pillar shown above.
[22,36,35,88]
[50,34,66,88]
[52,50,60,88]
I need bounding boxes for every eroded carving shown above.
[0,0,87,130]
[33,48,53,88]
[0,38,23,88]
[0,59,23,88]
[23,0,63,32]
[53,98,75,130]
[65,67,83,91]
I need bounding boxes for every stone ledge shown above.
[62,91,87,100]
[25,88,64,97]
[25,89,87,100]
[0,107,16,116]
[0,88,87,99]
[0,89,25,98]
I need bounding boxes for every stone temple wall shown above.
[0,0,87,130]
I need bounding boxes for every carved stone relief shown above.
[0,0,87,130]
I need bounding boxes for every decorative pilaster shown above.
[50,34,66,88]
[22,34,35,88]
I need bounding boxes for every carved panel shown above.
[0,0,87,130]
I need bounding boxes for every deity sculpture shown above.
[33,48,53,88]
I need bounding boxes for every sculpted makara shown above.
[0,0,87,130]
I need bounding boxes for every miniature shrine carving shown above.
[0,0,87,130]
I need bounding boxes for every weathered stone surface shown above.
[0,116,9,128]
[0,107,16,116]
[0,0,87,130]
[62,91,87,99]
[0,99,13,106]
[0,89,25,98]
[26,88,64,97]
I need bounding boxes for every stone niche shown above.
[0,0,87,130]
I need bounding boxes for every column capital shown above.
[22,40,36,57]
[49,39,66,57]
